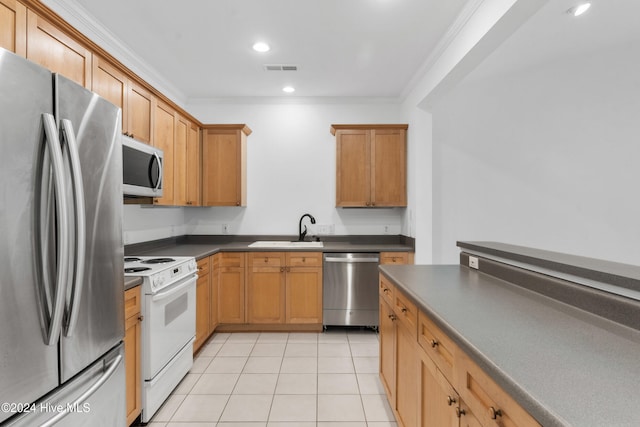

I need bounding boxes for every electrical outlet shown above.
[222,224,230,234]
[384,225,390,234]
[469,256,479,269]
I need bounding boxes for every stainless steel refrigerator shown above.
[0,48,125,426]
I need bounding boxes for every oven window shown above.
[165,293,188,326]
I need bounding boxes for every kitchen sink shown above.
[248,241,324,248]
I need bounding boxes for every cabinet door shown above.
[420,350,458,427]
[396,321,419,427]
[336,129,371,207]
[194,262,210,352]
[124,287,141,426]
[202,128,243,206]
[285,266,322,324]
[218,266,245,324]
[152,100,175,205]
[127,81,153,143]
[186,123,201,206]
[209,254,220,334]
[372,128,406,207]
[92,56,127,132]
[0,0,26,56]
[379,298,396,403]
[26,10,91,87]
[247,266,285,324]
[174,114,189,206]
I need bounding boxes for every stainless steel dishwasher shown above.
[323,253,380,327]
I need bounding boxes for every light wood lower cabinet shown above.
[245,252,323,326]
[379,274,540,427]
[194,257,211,353]
[124,286,142,426]
[217,253,246,324]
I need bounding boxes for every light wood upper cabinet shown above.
[186,122,201,206]
[127,81,153,144]
[26,10,91,87]
[91,56,127,132]
[174,114,189,206]
[152,100,175,206]
[0,0,26,56]
[202,124,252,206]
[332,124,408,207]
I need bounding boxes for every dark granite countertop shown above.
[379,264,640,427]
[125,235,414,260]
[124,276,142,291]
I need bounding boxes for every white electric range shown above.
[124,256,198,422]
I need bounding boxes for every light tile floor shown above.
[144,329,397,427]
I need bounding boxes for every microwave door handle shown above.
[152,151,162,191]
[41,113,70,346]
[60,119,86,337]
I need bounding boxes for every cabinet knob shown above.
[447,396,456,406]
[401,307,408,313]
[280,267,285,272]
[302,257,306,262]
[456,407,466,418]
[137,315,144,322]
[489,407,502,419]
[430,339,439,348]
[388,314,397,321]
[392,257,397,262]
[383,288,389,293]
[264,258,268,263]
[236,201,240,206]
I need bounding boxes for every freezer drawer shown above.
[4,344,125,427]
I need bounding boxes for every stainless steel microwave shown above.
[122,135,163,197]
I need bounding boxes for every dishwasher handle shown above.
[324,256,380,263]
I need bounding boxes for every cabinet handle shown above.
[388,314,397,321]
[430,339,439,348]
[447,396,456,406]
[456,407,466,418]
[489,407,502,419]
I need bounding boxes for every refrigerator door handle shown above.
[40,354,123,427]
[60,118,86,337]
[41,113,70,346]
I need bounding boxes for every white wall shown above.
[123,101,407,243]
[431,41,640,265]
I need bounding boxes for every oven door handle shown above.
[151,275,197,302]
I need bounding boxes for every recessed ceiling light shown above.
[282,86,295,93]
[567,2,591,17]
[252,42,270,53]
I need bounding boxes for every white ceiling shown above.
[63,0,469,100]
[468,0,640,81]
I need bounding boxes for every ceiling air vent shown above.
[264,64,298,71]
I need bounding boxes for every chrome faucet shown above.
[298,213,316,241]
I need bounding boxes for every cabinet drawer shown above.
[124,286,141,320]
[286,252,322,267]
[380,251,409,265]
[394,288,417,335]
[379,274,395,306]
[418,311,458,381]
[458,354,541,427]
[197,257,210,276]
[248,252,285,267]
[220,252,245,267]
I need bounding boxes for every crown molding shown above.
[187,96,403,106]
[41,0,188,107]
[400,0,486,102]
